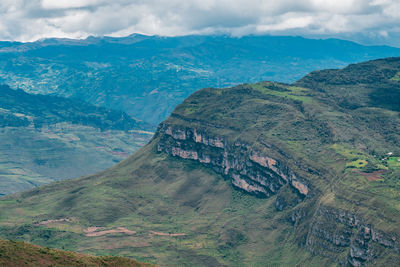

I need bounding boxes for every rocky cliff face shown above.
[156,122,400,266]
[156,123,309,198]
[301,205,400,266]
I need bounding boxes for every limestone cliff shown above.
[303,205,400,266]
[157,123,309,198]
[155,111,400,266]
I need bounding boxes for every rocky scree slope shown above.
[0,58,400,266]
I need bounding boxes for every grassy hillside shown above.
[0,144,330,266]
[1,35,399,124]
[0,239,154,266]
[0,58,399,266]
[0,85,153,195]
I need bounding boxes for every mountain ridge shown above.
[0,57,399,266]
[0,239,154,267]
[1,34,399,124]
[0,84,151,131]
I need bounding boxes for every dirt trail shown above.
[84,227,136,237]
[34,220,186,239]
[150,231,186,237]
[33,218,71,226]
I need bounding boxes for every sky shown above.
[0,0,400,46]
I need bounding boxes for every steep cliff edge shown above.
[151,57,400,265]
[305,205,400,266]
[0,58,400,266]
[155,123,400,265]
[157,124,309,197]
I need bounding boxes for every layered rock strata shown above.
[301,206,400,266]
[156,124,309,198]
[156,123,400,266]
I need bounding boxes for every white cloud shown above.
[257,14,314,32]
[41,0,102,9]
[0,0,398,46]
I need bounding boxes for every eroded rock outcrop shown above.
[303,205,400,266]
[157,124,309,198]
[156,123,400,266]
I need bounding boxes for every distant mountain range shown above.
[1,58,399,266]
[0,84,153,195]
[0,84,149,130]
[0,34,399,125]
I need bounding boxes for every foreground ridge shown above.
[0,239,154,267]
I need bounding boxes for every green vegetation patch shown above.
[346,159,368,169]
[330,144,389,173]
[251,82,313,103]
[184,105,201,115]
[390,72,400,81]
[330,144,365,160]
[388,157,400,169]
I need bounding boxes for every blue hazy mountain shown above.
[0,34,399,125]
[0,84,152,195]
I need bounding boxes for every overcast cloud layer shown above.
[1,0,400,46]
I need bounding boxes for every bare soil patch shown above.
[354,170,386,181]
[33,218,71,226]
[150,231,186,237]
[84,227,136,237]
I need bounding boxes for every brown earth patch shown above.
[84,227,136,237]
[33,218,71,226]
[150,231,186,237]
[84,226,101,233]
[354,169,386,181]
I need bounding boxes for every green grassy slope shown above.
[163,72,400,235]
[0,239,154,267]
[0,57,399,266]
[0,143,330,266]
